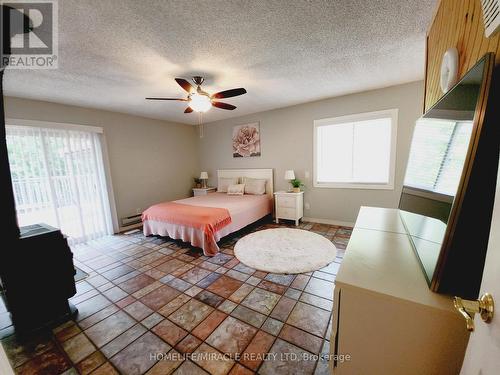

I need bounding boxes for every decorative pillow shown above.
[217,177,239,193]
[241,177,267,195]
[227,184,245,195]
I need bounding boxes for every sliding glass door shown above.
[6,124,113,244]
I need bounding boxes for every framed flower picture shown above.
[232,122,261,157]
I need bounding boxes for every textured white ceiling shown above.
[4,0,437,125]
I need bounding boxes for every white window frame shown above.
[313,109,398,190]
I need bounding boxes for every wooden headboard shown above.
[217,169,274,198]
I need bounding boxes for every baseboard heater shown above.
[121,213,142,227]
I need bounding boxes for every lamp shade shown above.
[200,171,208,179]
[284,170,295,180]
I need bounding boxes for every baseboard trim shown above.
[302,217,355,227]
[118,222,143,233]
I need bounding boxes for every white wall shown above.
[4,97,200,226]
[198,81,424,223]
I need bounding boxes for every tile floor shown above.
[0,219,351,375]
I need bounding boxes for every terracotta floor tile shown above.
[240,330,275,370]
[257,280,287,295]
[158,294,191,317]
[124,301,154,321]
[16,347,71,375]
[206,316,257,355]
[140,285,180,310]
[229,363,254,375]
[156,258,187,274]
[314,340,331,375]
[299,293,333,311]
[166,277,192,292]
[101,324,147,358]
[118,274,156,294]
[264,273,295,286]
[145,349,183,375]
[230,305,266,328]
[173,360,209,375]
[54,322,81,342]
[78,304,119,330]
[85,311,136,347]
[290,274,310,290]
[91,362,119,375]
[225,269,250,282]
[132,281,163,299]
[192,310,227,340]
[206,275,243,298]
[101,264,135,280]
[304,277,334,300]
[76,350,106,374]
[258,338,316,375]
[240,288,280,315]
[218,300,238,314]
[195,290,225,308]
[181,267,212,284]
[75,294,112,321]
[115,295,136,309]
[253,271,267,279]
[206,253,233,266]
[270,296,296,321]
[152,319,188,346]
[61,332,96,363]
[279,324,323,354]
[175,334,202,353]
[261,317,284,336]
[141,313,164,329]
[192,343,235,375]
[286,302,330,337]
[111,332,171,375]
[228,284,254,304]
[169,299,214,331]
[196,272,221,288]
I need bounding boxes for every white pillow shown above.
[227,184,245,195]
[241,177,266,195]
[217,177,239,193]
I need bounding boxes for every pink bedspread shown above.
[142,193,272,255]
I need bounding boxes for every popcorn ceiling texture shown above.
[4,0,436,125]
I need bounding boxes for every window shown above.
[314,109,398,189]
[6,121,114,244]
[404,118,473,196]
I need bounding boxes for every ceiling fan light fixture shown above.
[189,93,212,112]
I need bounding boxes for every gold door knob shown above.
[453,293,494,332]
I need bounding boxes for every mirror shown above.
[399,56,487,285]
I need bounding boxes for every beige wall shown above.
[199,81,424,224]
[4,97,199,226]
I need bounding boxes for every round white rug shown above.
[234,228,337,274]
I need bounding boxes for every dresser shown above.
[330,207,469,375]
[274,191,304,226]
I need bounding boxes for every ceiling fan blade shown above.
[146,97,187,101]
[211,88,247,99]
[184,107,194,113]
[212,101,236,110]
[175,78,195,93]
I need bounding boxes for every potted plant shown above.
[194,177,202,188]
[290,178,304,193]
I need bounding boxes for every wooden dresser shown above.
[330,207,469,375]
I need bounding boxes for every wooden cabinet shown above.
[330,207,469,375]
[274,191,304,226]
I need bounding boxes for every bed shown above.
[142,169,274,255]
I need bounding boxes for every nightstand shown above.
[274,191,304,226]
[192,187,216,196]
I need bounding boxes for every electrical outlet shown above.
[305,202,310,210]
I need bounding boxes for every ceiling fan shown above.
[146,76,247,113]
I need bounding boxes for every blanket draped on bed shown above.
[141,202,232,256]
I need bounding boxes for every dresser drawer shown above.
[277,207,297,219]
[277,195,297,208]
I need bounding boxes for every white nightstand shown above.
[192,187,216,196]
[274,191,304,226]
